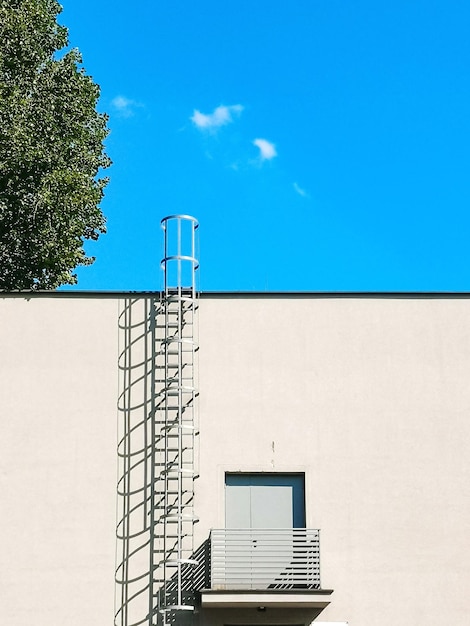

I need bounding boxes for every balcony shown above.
[199,529,332,613]
[211,528,320,589]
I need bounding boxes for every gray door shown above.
[225,473,305,529]
[223,474,305,589]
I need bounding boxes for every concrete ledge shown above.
[200,589,333,609]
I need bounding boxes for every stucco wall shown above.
[1,293,469,626]
[196,295,470,625]
[0,295,119,626]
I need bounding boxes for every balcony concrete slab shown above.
[200,589,333,609]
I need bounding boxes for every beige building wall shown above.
[1,293,469,626]
[196,295,470,626]
[0,294,119,626]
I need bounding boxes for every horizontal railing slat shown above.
[210,528,321,591]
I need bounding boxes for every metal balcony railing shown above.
[210,529,321,590]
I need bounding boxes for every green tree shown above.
[0,0,110,290]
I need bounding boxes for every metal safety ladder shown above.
[151,215,199,626]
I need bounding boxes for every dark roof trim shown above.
[0,290,159,299]
[2,290,470,299]
[199,291,470,299]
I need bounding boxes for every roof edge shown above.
[2,290,470,299]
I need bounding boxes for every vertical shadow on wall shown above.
[115,296,161,626]
[115,296,206,626]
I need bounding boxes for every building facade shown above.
[1,289,470,626]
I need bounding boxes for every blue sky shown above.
[60,0,470,291]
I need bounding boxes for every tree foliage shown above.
[0,0,110,290]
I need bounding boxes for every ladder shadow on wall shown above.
[116,296,160,626]
[115,296,204,626]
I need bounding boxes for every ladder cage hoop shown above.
[161,215,199,297]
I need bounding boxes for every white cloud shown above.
[111,95,139,117]
[191,104,243,130]
[293,182,309,197]
[253,138,277,161]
